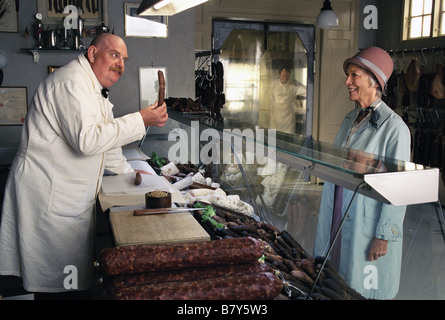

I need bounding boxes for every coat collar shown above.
[352,98,392,130]
[77,54,104,96]
[368,99,392,129]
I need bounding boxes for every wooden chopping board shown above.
[109,209,210,247]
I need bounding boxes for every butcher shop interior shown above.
[0,0,445,305]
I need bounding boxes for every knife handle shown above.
[134,209,166,216]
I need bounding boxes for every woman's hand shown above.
[368,237,388,261]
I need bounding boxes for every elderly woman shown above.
[313,47,411,299]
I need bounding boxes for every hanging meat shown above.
[405,57,421,92]
[431,63,445,99]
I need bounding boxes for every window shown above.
[403,0,445,39]
[440,0,445,34]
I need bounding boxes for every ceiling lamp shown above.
[316,0,339,30]
[137,0,209,16]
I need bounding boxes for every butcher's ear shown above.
[87,46,97,63]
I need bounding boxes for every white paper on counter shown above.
[128,160,156,175]
[122,145,150,161]
[101,171,175,196]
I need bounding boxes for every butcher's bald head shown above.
[86,33,129,88]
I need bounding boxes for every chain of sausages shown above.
[112,272,282,300]
[99,237,264,276]
[99,236,284,300]
[196,204,366,300]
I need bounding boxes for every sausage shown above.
[272,260,289,273]
[290,270,314,285]
[99,237,264,276]
[228,223,258,235]
[322,278,348,299]
[157,70,165,107]
[134,172,142,185]
[320,286,344,300]
[275,268,311,292]
[279,230,307,257]
[300,258,316,277]
[107,262,272,295]
[314,256,365,300]
[283,259,299,272]
[112,272,283,300]
[263,251,283,263]
[261,222,280,234]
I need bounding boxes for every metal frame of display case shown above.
[167,110,440,207]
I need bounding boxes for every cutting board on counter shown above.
[109,210,210,247]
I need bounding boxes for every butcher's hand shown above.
[139,101,168,127]
[368,237,388,261]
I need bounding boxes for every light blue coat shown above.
[313,99,411,299]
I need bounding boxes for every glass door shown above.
[212,20,315,137]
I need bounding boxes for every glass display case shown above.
[139,110,444,300]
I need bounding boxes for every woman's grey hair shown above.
[368,72,383,98]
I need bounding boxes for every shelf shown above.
[20,48,87,64]
[167,110,439,206]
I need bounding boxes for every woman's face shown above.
[344,64,378,108]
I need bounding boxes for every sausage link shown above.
[112,272,283,300]
[157,70,165,107]
[134,172,142,185]
[99,237,264,276]
[107,262,272,295]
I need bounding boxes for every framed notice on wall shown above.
[0,87,27,125]
[0,1,18,33]
[36,0,109,26]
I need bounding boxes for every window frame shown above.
[436,0,445,36]
[403,0,444,40]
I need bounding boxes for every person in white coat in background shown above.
[0,33,168,299]
[269,68,306,135]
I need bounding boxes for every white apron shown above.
[0,54,146,292]
[269,80,306,134]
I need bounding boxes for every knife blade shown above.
[133,207,203,216]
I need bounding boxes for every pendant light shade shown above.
[0,51,7,69]
[0,51,6,87]
[137,0,209,16]
[316,0,339,30]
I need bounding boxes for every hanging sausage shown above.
[405,57,421,92]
